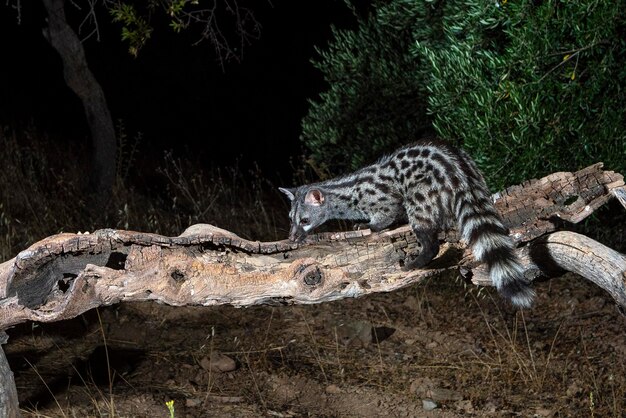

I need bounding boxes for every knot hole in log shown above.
[170,269,186,283]
[294,262,324,287]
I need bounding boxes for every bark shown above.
[0,163,623,332]
[0,333,20,418]
[472,231,626,307]
[41,0,116,200]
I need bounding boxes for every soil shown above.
[5,271,626,417]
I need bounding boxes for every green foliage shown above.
[106,0,261,64]
[415,0,626,188]
[109,3,153,57]
[167,0,199,33]
[303,0,626,189]
[301,1,436,176]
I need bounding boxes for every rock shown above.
[333,319,373,347]
[325,384,342,394]
[455,400,474,413]
[428,388,463,402]
[200,352,237,372]
[566,381,582,396]
[422,399,438,411]
[185,398,202,407]
[534,407,554,417]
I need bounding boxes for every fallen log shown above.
[0,163,624,331]
[0,163,624,416]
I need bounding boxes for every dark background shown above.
[0,1,360,179]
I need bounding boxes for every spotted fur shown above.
[280,140,535,308]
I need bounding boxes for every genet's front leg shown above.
[402,228,439,270]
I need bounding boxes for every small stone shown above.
[455,400,474,413]
[334,320,373,347]
[325,384,342,394]
[428,388,463,402]
[185,398,202,407]
[566,381,581,396]
[422,399,438,411]
[200,352,237,372]
[534,407,554,417]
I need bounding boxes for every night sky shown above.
[0,1,360,179]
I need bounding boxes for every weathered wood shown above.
[494,163,625,241]
[0,164,623,333]
[0,332,20,418]
[472,231,626,307]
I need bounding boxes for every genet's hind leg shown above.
[402,200,441,270]
[403,227,439,270]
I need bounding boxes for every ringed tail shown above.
[454,190,535,308]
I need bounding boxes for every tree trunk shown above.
[41,0,116,201]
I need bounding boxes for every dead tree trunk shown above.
[0,163,623,328]
[0,164,624,414]
[0,332,19,418]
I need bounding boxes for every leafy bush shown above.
[303,0,626,189]
[301,1,435,176]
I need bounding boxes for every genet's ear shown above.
[278,187,296,201]
[304,189,324,206]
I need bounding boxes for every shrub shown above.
[302,0,626,189]
[301,1,435,176]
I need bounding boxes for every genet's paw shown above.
[401,252,434,271]
[353,223,370,231]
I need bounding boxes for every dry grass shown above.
[0,125,289,262]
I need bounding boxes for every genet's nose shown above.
[289,225,300,242]
[289,228,305,243]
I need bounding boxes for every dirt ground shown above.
[5,270,626,417]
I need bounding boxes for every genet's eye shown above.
[300,218,310,226]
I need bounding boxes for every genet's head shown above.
[279,186,329,242]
